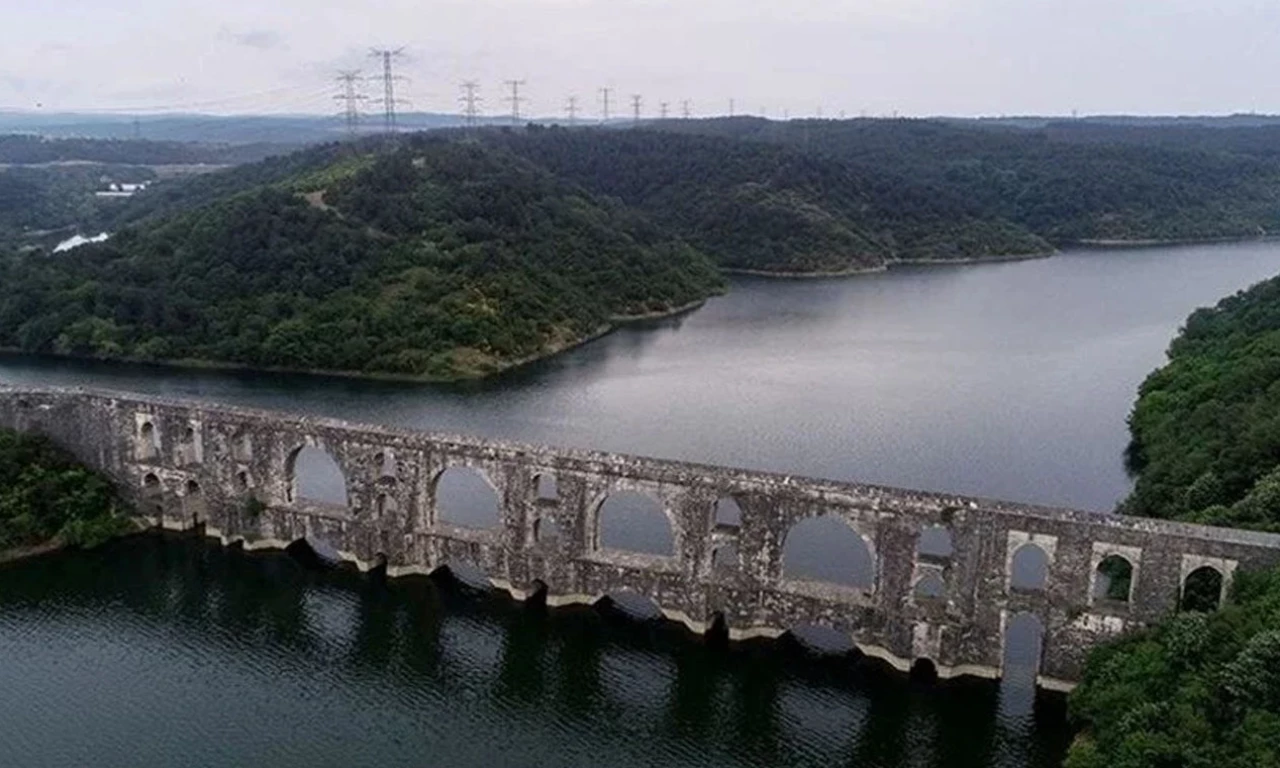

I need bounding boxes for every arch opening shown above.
[597,491,673,556]
[178,426,199,465]
[918,525,954,559]
[374,492,397,519]
[138,421,160,460]
[599,590,663,621]
[914,573,946,601]
[712,543,739,572]
[781,514,874,590]
[236,470,250,490]
[706,611,730,649]
[785,624,856,655]
[715,497,743,527]
[435,466,502,529]
[231,430,252,462]
[374,451,396,480]
[287,446,348,507]
[910,657,939,683]
[142,473,162,499]
[1009,543,1049,592]
[534,515,561,544]
[1093,555,1134,602]
[184,479,206,525]
[1181,566,1224,612]
[536,473,557,502]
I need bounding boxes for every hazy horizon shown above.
[4,0,1279,120]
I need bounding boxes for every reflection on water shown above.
[6,244,1280,511]
[0,536,1071,768]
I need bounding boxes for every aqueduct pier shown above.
[4,385,1279,690]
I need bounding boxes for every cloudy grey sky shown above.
[3,0,1278,118]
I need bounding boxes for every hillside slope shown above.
[1123,274,1280,530]
[662,118,1280,244]
[0,139,721,380]
[489,127,1049,274]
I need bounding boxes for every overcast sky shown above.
[3,0,1278,118]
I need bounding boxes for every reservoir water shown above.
[5,242,1280,767]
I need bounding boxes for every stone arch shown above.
[712,542,739,571]
[1093,554,1135,602]
[599,590,663,620]
[917,525,954,559]
[595,491,674,556]
[910,657,938,682]
[715,496,742,527]
[914,573,945,601]
[374,491,398,520]
[433,465,502,529]
[142,472,162,498]
[374,450,396,479]
[1002,611,1045,681]
[1181,566,1225,612]
[535,473,557,502]
[231,429,253,462]
[781,514,875,590]
[786,623,856,655]
[534,515,561,544]
[286,445,349,507]
[138,420,160,461]
[184,479,207,524]
[178,425,199,465]
[1009,543,1049,592]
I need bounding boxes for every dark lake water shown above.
[4,242,1280,767]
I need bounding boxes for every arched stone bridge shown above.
[4,386,1279,690]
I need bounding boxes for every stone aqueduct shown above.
[4,386,1280,690]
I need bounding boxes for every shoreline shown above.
[1073,233,1277,249]
[0,297,709,386]
[724,249,1057,280]
[0,538,64,565]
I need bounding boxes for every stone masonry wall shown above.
[3,385,1279,689]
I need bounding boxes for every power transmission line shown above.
[659,102,669,120]
[565,95,579,125]
[334,70,367,137]
[369,47,408,134]
[681,99,692,119]
[630,94,642,126]
[459,80,482,128]
[504,79,527,125]
[599,87,612,123]
[729,98,735,117]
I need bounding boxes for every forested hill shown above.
[1123,274,1280,530]
[0,135,292,166]
[660,118,1280,244]
[0,138,721,380]
[485,127,1049,274]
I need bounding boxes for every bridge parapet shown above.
[3,384,1278,688]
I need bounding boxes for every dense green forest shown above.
[661,118,1280,243]
[1122,274,1280,529]
[0,138,721,380]
[1067,567,1280,768]
[0,428,133,551]
[486,127,1048,273]
[0,164,156,246]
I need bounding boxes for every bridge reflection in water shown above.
[0,536,1072,768]
[4,386,1280,689]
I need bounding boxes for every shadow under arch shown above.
[1181,565,1224,612]
[594,490,675,556]
[433,465,502,529]
[781,514,875,589]
[285,444,349,507]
